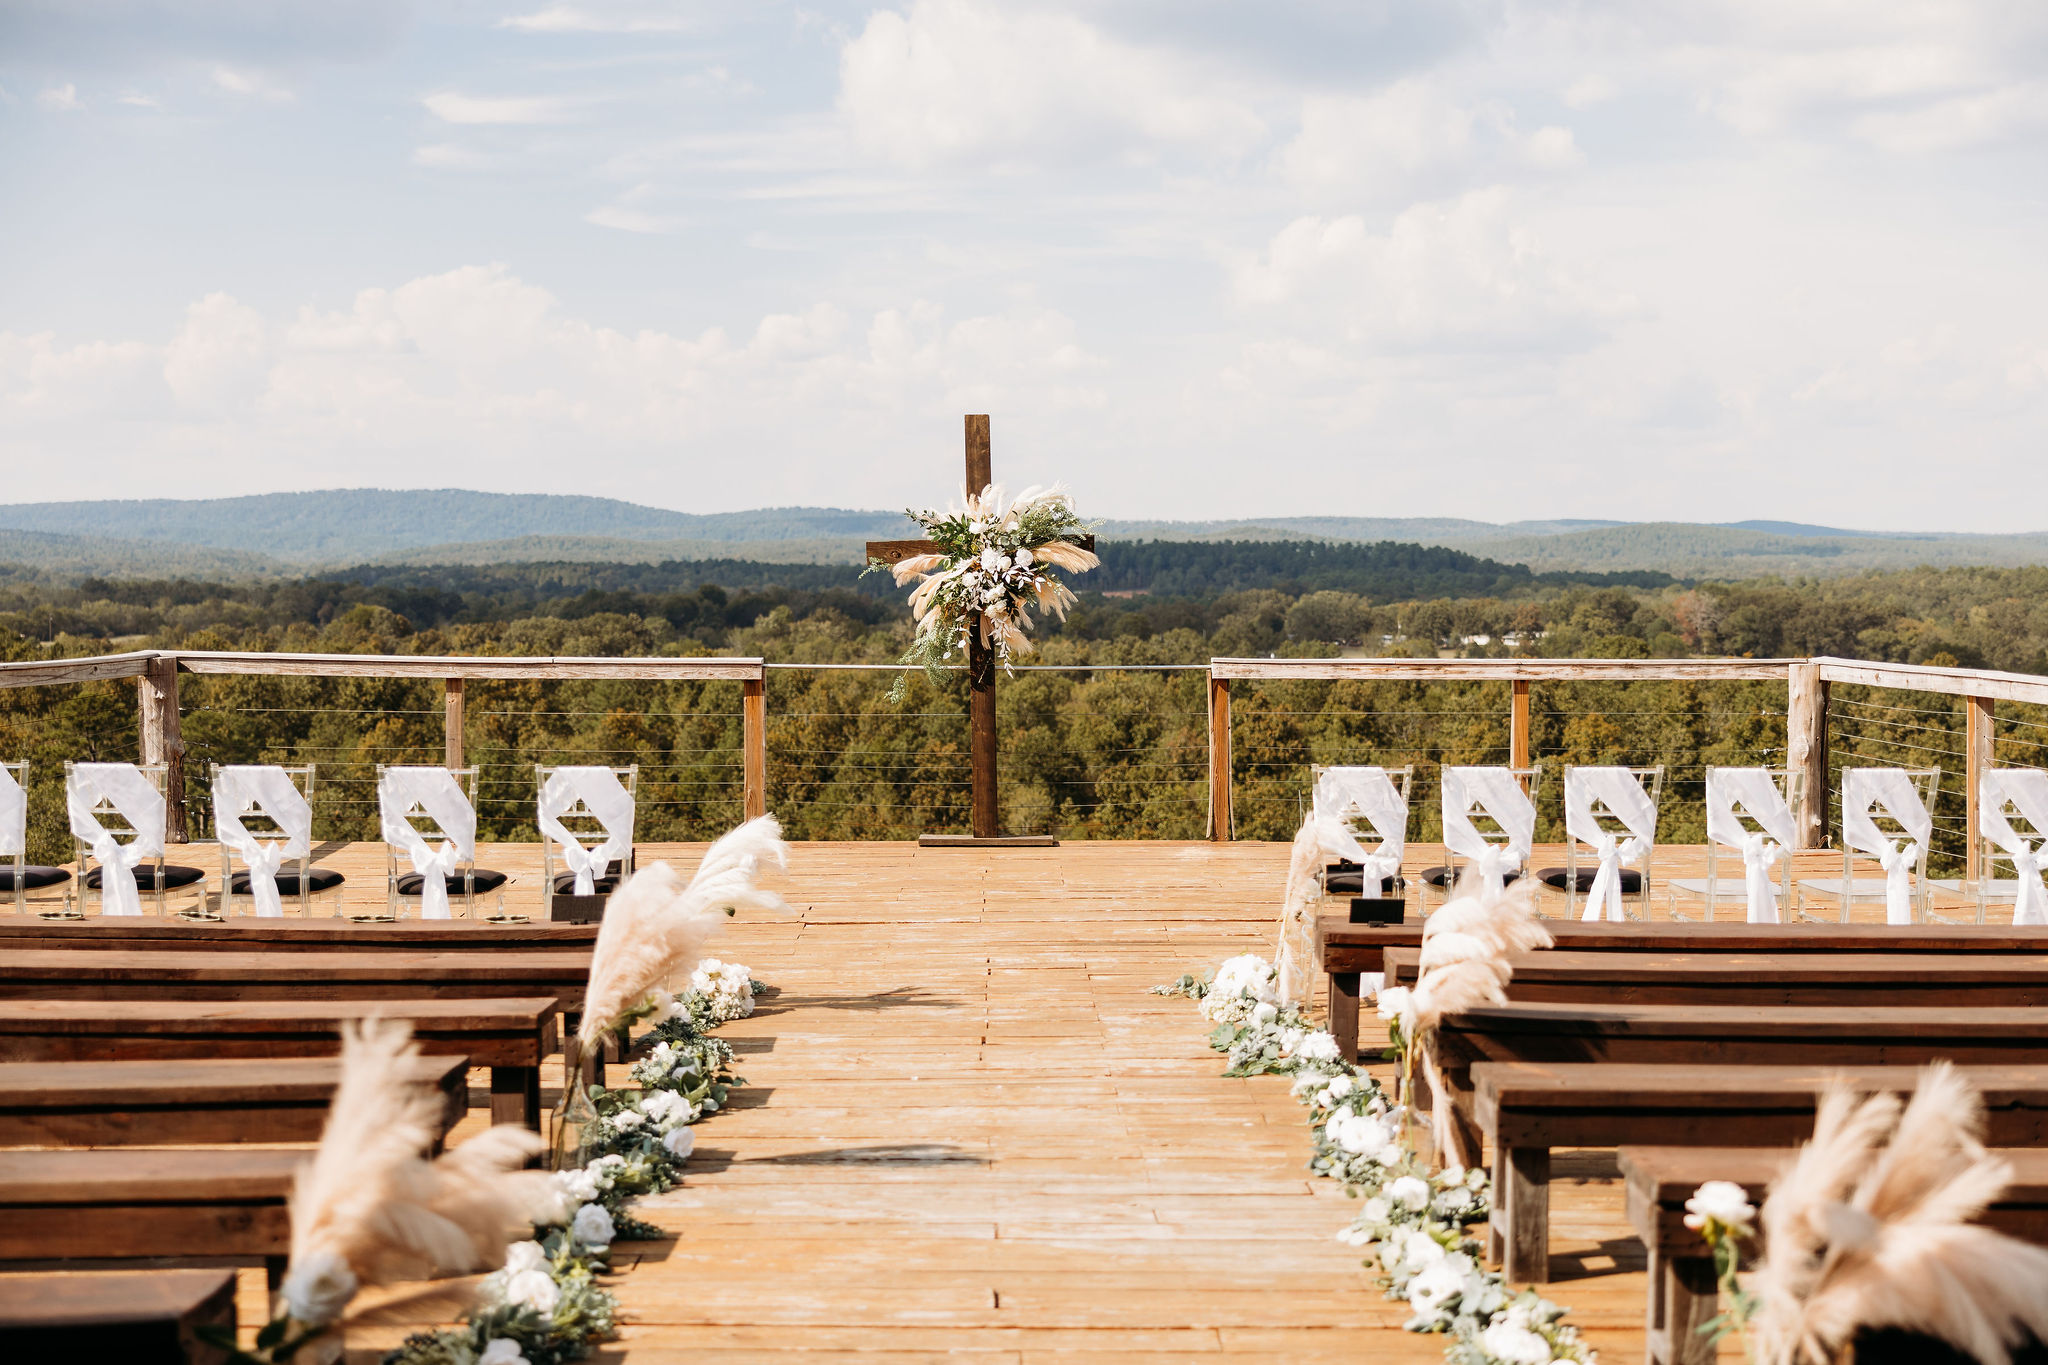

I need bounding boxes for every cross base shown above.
[917,834,1061,848]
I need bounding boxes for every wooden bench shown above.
[1385,948,2048,1006]
[0,948,589,1007]
[1620,1144,2048,1365]
[1323,918,2048,1060]
[0,1148,301,1281]
[0,1268,236,1364]
[0,918,597,952]
[1473,1061,2048,1284]
[0,1055,468,1148]
[1427,1003,2048,1167]
[0,996,560,1129]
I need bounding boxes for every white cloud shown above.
[1276,83,1583,199]
[36,83,82,111]
[584,205,667,234]
[411,142,490,169]
[838,0,1264,169]
[211,66,293,101]
[164,293,268,411]
[501,5,693,34]
[423,91,577,125]
[1562,74,1615,109]
[1235,190,1629,353]
[116,91,162,109]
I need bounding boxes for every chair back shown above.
[1704,767,1800,850]
[1980,767,2048,926]
[378,766,481,917]
[65,762,169,915]
[538,763,638,897]
[1310,764,1410,868]
[213,764,316,915]
[0,761,24,861]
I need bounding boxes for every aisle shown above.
[606,841,1666,1362]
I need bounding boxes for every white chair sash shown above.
[378,767,476,920]
[1441,767,1535,896]
[0,765,24,858]
[1312,766,1408,887]
[1706,769,1797,924]
[214,766,313,918]
[1842,768,1934,926]
[1566,767,1656,923]
[538,767,634,895]
[67,763,165,917]
[1981,769,2048,927]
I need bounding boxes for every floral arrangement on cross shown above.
[872,483,1099,697]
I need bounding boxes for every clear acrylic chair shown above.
[1423,766,1543,913]
[2,760,74,915]
[213,763,345,917]
[1309,763,1412,898]
[538,763,639,910]
[377,764,507,920]
[67,761,208,918]
[1975,766,2048,926]
[1673,767,1804,922]
[1553,765,1664,921]
[1799,766,1941,924]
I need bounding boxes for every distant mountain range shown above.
[0,490,2043,582]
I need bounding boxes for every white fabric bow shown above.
[1441,766,1535,895]
[0,764,24,858]
[1312,766,1408,891]
[66,763,166,917]
[1706,769,1798,923]
[1842,769,1934,927]
[1566,767,1657,923]
[537,767,635,895]
[1981,769,2048,927]
[378,767,476,919]
[214,766,313,918]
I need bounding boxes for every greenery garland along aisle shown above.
[1153,956,1596,1365]
[383,959,767,1365]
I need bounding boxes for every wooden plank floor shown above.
[17,839,1928,1360]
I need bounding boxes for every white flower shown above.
[572,1202,616,1247]
[1405,1261,1466,1315]
[1294,1031,1342,1065]
[1326,1111,1394,1156]
[501,1240,547,1276]
[1012,547,1034,568]
[1375,985,1414,1026]
[1360,1196,1390,1222]
[555,1167,599,1203]
[503,1268,560,1314]
[611,1110,644,1130]
[1325,1073,1355,1100]
[1251,1001,1279,1027]
[1388,1176,1430,1211]
[1278,1027,1305,1054]
[478,1340,530,1365]
[639,1089,695,1131]
[1479,1320,1555,1364]
[663,1125,697,1159]
[979,547,1003,572]
[280,1247,357,1326]
[1683,1180,1756,1234]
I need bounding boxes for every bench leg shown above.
[1501,1145,1551,1285]
[265,1255,289,1293]
[492,1065,542,1132]
[1650,1251,1720,1365]
[1328,972,1361,1062]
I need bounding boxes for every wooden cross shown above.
[866,414,1094,844]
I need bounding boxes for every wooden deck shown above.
[15,839,1930,1360]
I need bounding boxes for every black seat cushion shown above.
[84,864,207,890]
[0,865,71,891]
[1417,865,1523,889]
[552,872,621,895]
[396,869,509,896]
[1535,866,1644,894]
[230,868,346,895]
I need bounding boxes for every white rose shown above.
[1388,1176,1430,1211]
[1251,1001,1279,1026]
[979,547,1003,572]
[1375,985,1413,1023]
[1326,1073,1355,1100]
[501,1240,547,1276]
[572,1203,616,1247]
[478,1340,530,1365]
[640,1089,694,1130]
[1479,1321,1554,1365]
[1294,1031,1342,1065]
[555,1168,600,1203]
[1012,547,1034,568]
[1683,1180,1756,1233]
[503,1268,559,1314]
[1438,1164,1465,1186]
[280,1247,358,1327]
[1405,1261,1465,1315]
[611,1110,643,1129]
[663,1125,697,1159]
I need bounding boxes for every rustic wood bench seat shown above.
[1322,917,2048,1060]
[0,1268,237,1363]
[0,948,589,1007]
[0,1147,304,1277]
[0,1054,468,1148]
[1473,1061,2048,1285]
[0,996,559,1129]
[1384,948,2048,1006]
[1427,1003,2048,1167]
[1620,1144,2048,1365]
[0,918,597,952]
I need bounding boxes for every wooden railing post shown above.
[1966,694,1994,881]
[1788,661,1829,849]
[138,654,187,843]
[742,676,767,820]
[1510,679,1531,773]
[444,679,465,770]
[1207,673,1232,841]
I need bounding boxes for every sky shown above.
[3,1,2047,529]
